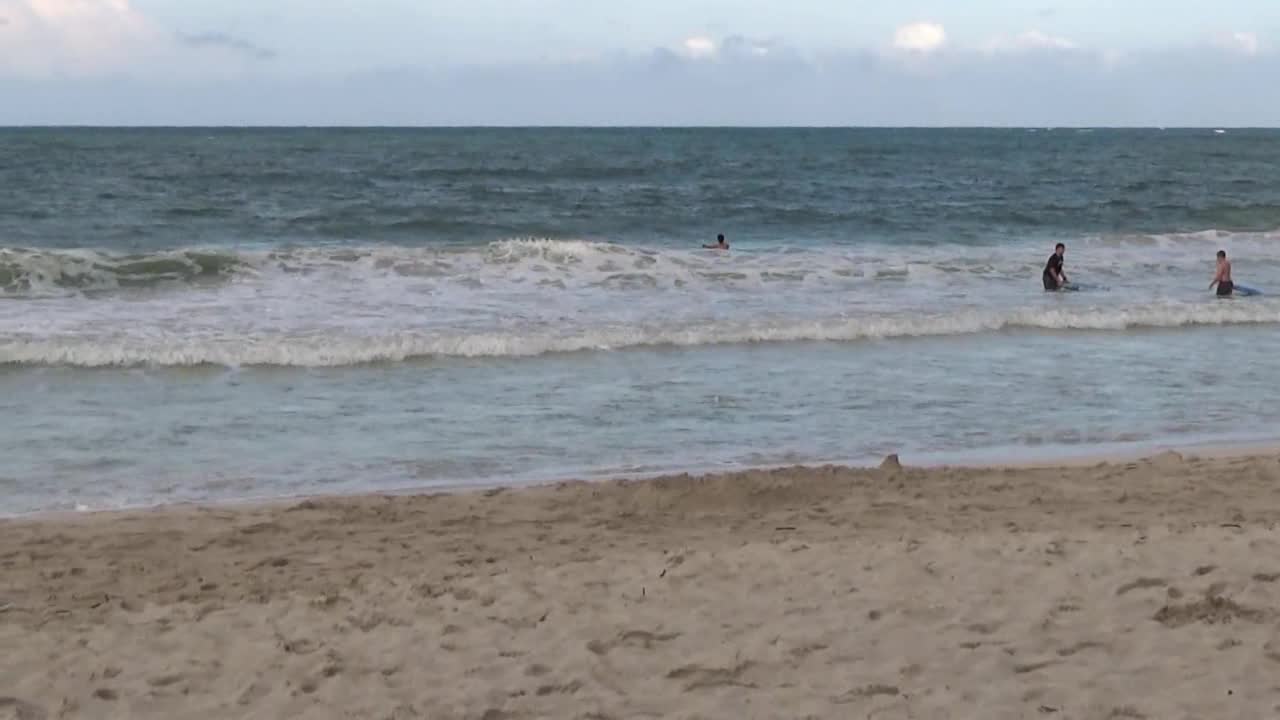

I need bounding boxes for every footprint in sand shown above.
[0,697,47,720]
[1013,660,1060,675]
[665,661,755,691]
[966,622,1001,636]
[1153,590,1270,628]
[1056,641,1105,657]
[586,629,680,655]
[831,684,900,705]
[146,673,185,689]
[788,642,829,660]
[236,681,270,707]
[534,680,582,696]
[1116,578,1166,596]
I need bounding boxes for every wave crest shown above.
[0,248,246,294]
[4,301,1277,368]
[4,231,1280,297]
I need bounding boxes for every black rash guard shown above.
[1043,253,1065,290]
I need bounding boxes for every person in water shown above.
[703,233,729,250]
[1211,249,1234,296]
[1042,243,1068,290]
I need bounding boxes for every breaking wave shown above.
[4,301,1279,367]
[3,230,1279,296]
[0,247,246,294]
[3,236,1278,368]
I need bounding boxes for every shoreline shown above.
[8,432,1280,522]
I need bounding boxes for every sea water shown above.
[2,127,1278,514]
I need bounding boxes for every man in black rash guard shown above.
[1043,243,1068,291]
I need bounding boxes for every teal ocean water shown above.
[3,128,1279,514]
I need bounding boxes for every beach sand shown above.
[4,451,1280,719]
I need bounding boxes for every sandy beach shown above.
[4,450,1280,719]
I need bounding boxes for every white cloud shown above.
[720,35,782,60]
[892,22,946,53]
[0,0,163,75]
[983,30,1078,53]
[1215,31,1260,56]
[6,41,1280,126]
[681,35,717,59]
[675,35,790,62]
[0,0,280,78]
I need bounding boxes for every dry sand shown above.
[5,450,1280,719]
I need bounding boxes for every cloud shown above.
[0,0,161,76]
[0,0,281,78]
[892,22,946,53]
[1215,31,1260,56]
[179,31,276,61]
[675,34,787,62]
[2,21,1279,126]
[721,35,775,58]
[681,35,717,59]
[4,47,1278,127]
[983,30,1078,53]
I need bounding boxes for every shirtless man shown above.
[703,233,729,250]
[1210,250,1233,296]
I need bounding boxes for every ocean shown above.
[2,127,1279,515]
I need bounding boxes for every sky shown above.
[1,0,1278,125]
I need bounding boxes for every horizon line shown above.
[0,124,1275,130]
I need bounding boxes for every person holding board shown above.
[1042,243,1068,291]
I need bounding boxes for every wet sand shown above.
[4,450,1280,719]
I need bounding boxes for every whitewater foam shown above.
[2,236,1278,367]
[4,232,1280,297]
[3,301,1278,367]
